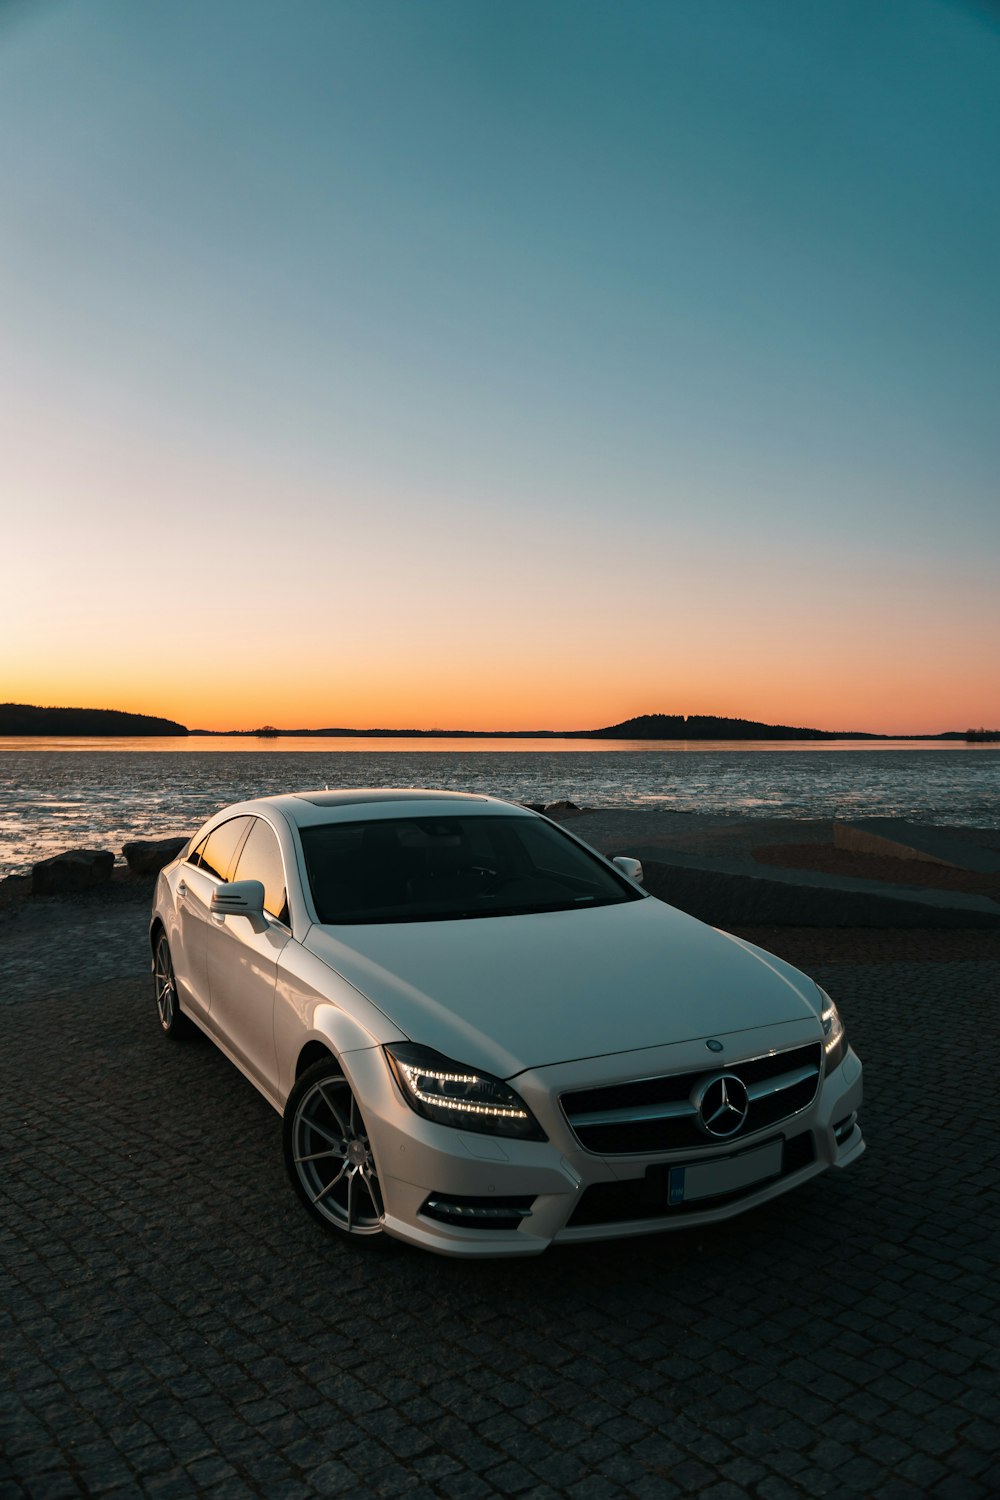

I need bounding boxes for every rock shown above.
[519,802,547,814]
[0,873,31,909]
[542,800,583,819]
[122,837,188,876]
[32,849,115,896]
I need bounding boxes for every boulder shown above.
[32,849,115,896]
[542,800,583,819]
[122,836,189,876]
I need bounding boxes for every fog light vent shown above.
[833,1112,858,1145]
[421,1193,535,1230]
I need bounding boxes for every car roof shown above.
[250,789,534,828]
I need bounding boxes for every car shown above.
[150,789,864,1256]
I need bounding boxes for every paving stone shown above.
[565,1478,631,1500]
[436,1472,501,1498]
[932,1479,991,1500]
[870,1482,928,1500]
[307,1462,355,1496]
[480,1460,536,1494]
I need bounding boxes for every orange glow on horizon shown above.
[5,657,996,739]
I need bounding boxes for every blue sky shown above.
[1,0,998,731]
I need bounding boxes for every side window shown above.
[199,817,253,882]
[233,818,289,923]
[186,835,209,868]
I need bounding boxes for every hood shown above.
[303,896,823,1078]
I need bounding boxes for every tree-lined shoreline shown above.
[2,703,996,742]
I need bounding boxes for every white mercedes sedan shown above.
[150,790,864,1256]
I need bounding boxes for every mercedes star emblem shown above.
[692,1072,750,1137]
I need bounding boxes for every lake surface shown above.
[1,738,997,876]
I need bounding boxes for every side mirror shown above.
[612,855,644,886]
[211,879,267,929]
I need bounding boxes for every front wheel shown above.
[283,1059,386,1242]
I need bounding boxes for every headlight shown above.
[385,1043,547,1141]
[818,987,848,1072]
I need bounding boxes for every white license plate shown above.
[667,1139,784,1205]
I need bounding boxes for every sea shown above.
[1,736,998,877]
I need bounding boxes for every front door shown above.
[203,817,291,1100]
[176,815,253,1017]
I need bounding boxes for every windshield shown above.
[299,813,642,924]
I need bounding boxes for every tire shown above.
[283,1058,386,1242]
[153,931,193,1039]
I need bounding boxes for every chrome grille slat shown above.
[569,1098,697,1128]
[745,1063,819,1102]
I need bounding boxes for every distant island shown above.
[0,704,187,736]
[4,703,995,741]
[190,712,889,740]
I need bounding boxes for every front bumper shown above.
[342,1032,864,1258]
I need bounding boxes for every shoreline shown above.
[5,734,997,751]
[5,807,999,872]
[5,807,999,873]
[4,811,999,960]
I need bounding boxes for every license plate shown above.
[667,1139,784,1205]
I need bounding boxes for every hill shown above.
[584,713,882,740]
[0,703,187,737]
[189,712,888,739]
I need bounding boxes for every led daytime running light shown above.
[398,1061,529,1120]
[818,988,848,1072]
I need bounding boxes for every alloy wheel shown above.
[290,1074,384,1234]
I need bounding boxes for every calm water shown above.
[1,737,997,876]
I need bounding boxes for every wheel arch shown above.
[295,1039,337,1079]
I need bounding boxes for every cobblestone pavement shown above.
[2,891,998,1500]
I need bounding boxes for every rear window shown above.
[299,814,641,925]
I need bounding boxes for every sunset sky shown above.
[1,0,998,735]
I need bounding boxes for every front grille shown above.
[567,1131,816,1226]
[561,1042,822,1154]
